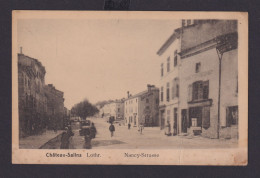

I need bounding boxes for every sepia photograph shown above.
[12,11,248,165]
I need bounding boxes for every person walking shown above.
[128,123,131,130]
[109,123,115,137]
[60,127,74,149]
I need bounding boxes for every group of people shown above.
[60,123,97,149]
[128,123,144,134]
[83,123,97,149]
[60,125,74,149]
[165,121,177,136]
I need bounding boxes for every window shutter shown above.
[202,106,210,129]
[198,82,203,100]
[188,84,192,102]
[203,81,209,99]
[226,107,231,127]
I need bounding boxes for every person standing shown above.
[139,123,144,134]
[83,128,92,149]
[60,127,74,149]
[128,123,131,130]
[90,123,97,139]
[109,123,115,137]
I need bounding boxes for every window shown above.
[166,82,170,102]
[167,57,170,72]
[161,86,164,102]
[226,106,238,127]
[172,78,179,99]
[146,98,149,103]
[174,50,178,67]
[191,81,209,101]
[136,99,137,102]
[187,19,191,25]
[176,84,179,97]
[146,106,150,110]
[182,20,186,27]
[161,63,164,77]
[195,62,201,73]
[192,118,197,127]
[118,108,120,112]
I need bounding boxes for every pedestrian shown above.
[109,123,115,137]
[83,128,92,149]
[90,123,97,139]
[166,121,171,136]
[60,127,74,149]
[128,123,131,130]
[139,123,144,134]
[53,123,57,133]
[173,121,177,136]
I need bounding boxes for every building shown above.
[18,52,48,137]
[157,20,238,139]
[102,100,124,120]
[124,85,159,127]
[44,84,65,130]
[157,24,182,134]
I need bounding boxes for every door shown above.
[160,110,165,130]
[173,108,178,134]
[181,109,187,133]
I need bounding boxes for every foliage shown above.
[71,99,99,120]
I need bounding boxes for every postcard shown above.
[12,11,248,165]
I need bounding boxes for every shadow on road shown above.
[39,134,62,149]
[92,140,125,147]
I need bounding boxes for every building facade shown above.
[102,100,124,120]
[157,25,182,134]
[124,85,159,127]
[18,53,48,137]
[44,84,65,130]
[157,20,238,139]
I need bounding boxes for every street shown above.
[37,117,238,149]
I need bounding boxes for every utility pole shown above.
[215,32,238,139]
[216,48,223,139]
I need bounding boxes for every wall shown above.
[158,35,181,132]
[138,88,159,126]
[179,48,219,138]
[181,20,237,51]
[18,54,48,137]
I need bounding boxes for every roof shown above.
[125,87,159,101]
[157,28,181,56]
[18,53,46,74]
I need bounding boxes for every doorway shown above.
[173,108,178,135]
[160,110,165,130]
[181,109,187,133]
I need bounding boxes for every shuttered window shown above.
[166,82,170,102]
[191,80,209,101]
[160,86,164,102]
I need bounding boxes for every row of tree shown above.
[71,99,99,120]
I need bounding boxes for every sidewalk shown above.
[19,130,64,149]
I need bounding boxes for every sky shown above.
[17,18,179,109]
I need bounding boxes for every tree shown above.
[71,99,99,120]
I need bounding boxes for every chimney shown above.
[147,84,151,92]
[20,47,23,54]
[148,84,155,92]
[127,91,130,98]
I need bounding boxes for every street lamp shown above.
[216,32,238,139]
